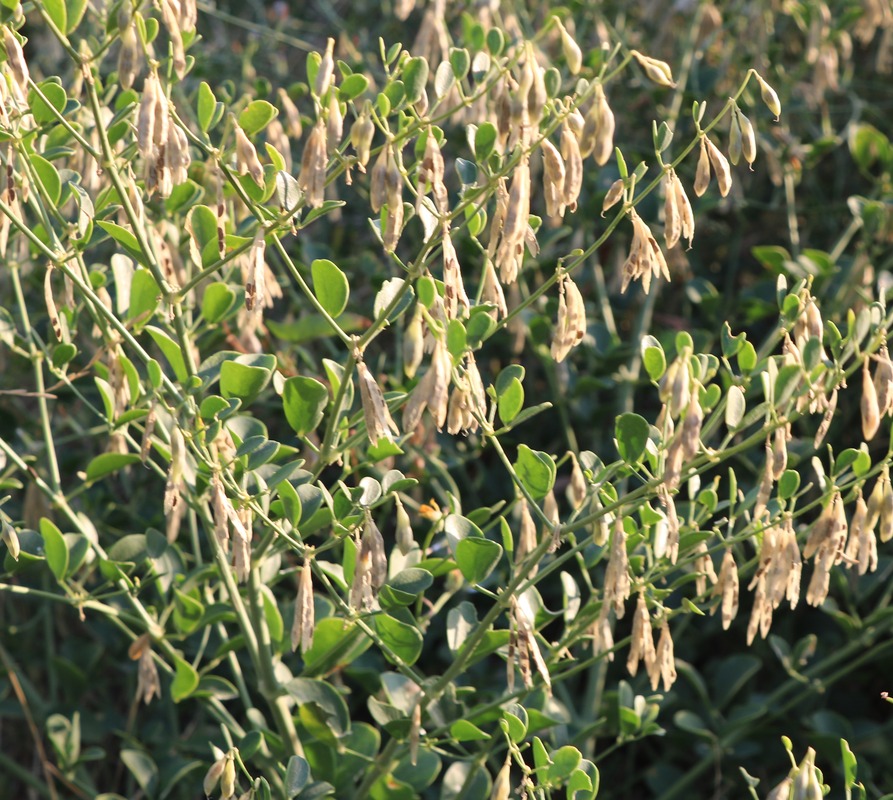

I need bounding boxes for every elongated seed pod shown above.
[706,137,732,196]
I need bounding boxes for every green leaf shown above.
[28,81,66,125]
[64,0,88,32]
[239,99,278,135]
[146,326,189,383]
[737,340,758,372]
[285,755,311,798]
[474,122,497,163]
[774,364,802,406]
[615,413,650,465]
[201,281,236,323]
[260,585,284,644]
[402,57,429,103]
[40,518,68,580]
[197,81,216,132]
[31,154,62,205]
[725,385,746,429]
[43,0,67,32]
[283,376,328,436]
[841,738,857,787]
[498,378,524,424]
[549,746,582,782]
[450,720,490,741]
[267,313,366,343]
[171,654,199,702]
[455,537,502,584]
[641,335,666,381]
[85,453,142,482]
[374,613,423,665]
[311,259,349,318]
[220,360,272,405]
[446,319,467,359]
[97,220,147,266]
[339,73,369,100]
[286,678,351,737]
[514,444,556,499]
[186,204,219,267]
[502,705,528,744]
[120,750,158,796]
[128,268,159,327]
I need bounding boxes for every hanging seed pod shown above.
[604,518,631,617]
[369,145,391,213]
[568,454,587,509]
[557,20,583,74]
[220,752,236,799]
[541,137,566,218]
[403,306,425,378]
[395,497,414,555]
[315,38,335,98]
[1,517,20,561]
[705,137,732,196]
[419,129,448,213]
[277,88,303,139]
[728,111,743,166]
[674,175,695,247]
[159,0,186,79]
[357,360,399,444]
[291,559,315,653]
[245,228,266,315]
[715,549,739,629]
[3,28,29,93]
[880,470,893,543]
[326,93,344,152]
[298,120,327,208]
[560,124,583,213]
[584,83,615,165]
[235,122,265,186]
[680,385,702,461]
[137,72,159,160]
[350,105,375,171]
[652,619,677,691]
[631,51,677,87]
[203,752,228,797]
[118,23,140,91]
[694,138,711,197]
[874,344,893,415]
[481,257,507,318]
[862,355,881,440]
[402,339,451,431]
[516,499,538,577]
[664,171,681,250]
[627,594,656,678]
[755,73,782,119]
[771,424,789,480]
[602,178,625,216]
[551,274,586,362]
[737,109,757,166]
[491,757,512,800]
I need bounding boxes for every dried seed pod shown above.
[357,359,399,444]
[652,619,677,691]
[737,109,757,166]
[1,517,20,561]
[862,355,881,440]
[326,93,344,151]
[627,593,656,679]
[516,499,538,577]
[874,344,893,415]
[441,226,469,318]
[551,274,586,362]
[674,175,695,247]
[568,454,587,509]
[602,178,625,215]
[541,137,566,218]
[714,549,739,629]
[557,20,583,74]
[3,28,29,92]
[277,88,303,139]
[500,157,531,249]
[481,257,507,318]
[369,145,391,213]
[705,137,732,196]
[221,752,236,799]
[350,105,375,171]
[298,120,327,208]
[402,339,451,431]
[159,0,186,79]
[203,752,228,797]
[403,306,425,378]
[118,23,140,91]
[235,122,264,186]
[728,111,743,166]
[604,518,631,617]
[680,385,702,461]
[771,424,788,480]
[663,171,682,250]
[491,757,511,800]
[291,560,315,653]
[244,228,266,315]
[137,72,160,160]
[693,138,711,196]
[582,83,615,165]
[560,124,583,212]
[755,73,781,119]
[315,38,335,98]
[631,51,677,87]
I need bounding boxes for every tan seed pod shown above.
[291,559,315,653]
[501,157,531,248]
[244,228,266,315]
[516,499,538,577]
[874,345,893,415]
[631,51,677,87]
[315,38,335,98]
[771,425,788,480]
[491,757,511,800]
[383,198,404,252]
[705,137,732,196]
[357,360,399,444]
[1,517,20,561]
[441,226,469,318]
[326,93,344,152]
[402,339,451,431]
[694,138,711,197]
[369,145,391,213]
[221,752,236,799]
[350,106,375,171]
[604,517,631,617]
[653,619,677,691]
[3,28,29,91]
[395,498,414,555]
[118,23,140,91]
[203,753,227,797]
[664,172,682,250]
[737,109,757,166]
[159,0,186,79]
[602,178,625,215]
[880,470,893,543]
[591,83,616,165]
[674,175,695,247]
[541,137,566,218]
[137,72,159,160]
[680,385,702,461]
[480,257,507,318]
[755,73,781,119]
[235,123,264,186]
[558,21,583,74]
[560,125,583,212]
[715,549,739,629]
[568,453,587,510]
[728,111,742,166]
[551,273,586,362]
[277,88,303,139]
[862,356,881,440]
[298,120,327,209]
[627,594,655,678]
[403,306,425,378]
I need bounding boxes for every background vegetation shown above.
[1,0,893,798]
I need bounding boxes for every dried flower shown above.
[235,122,264,187]
[298,120,327,208]
[277,88,303,139]
[713,549,739,629]
[621,209,670,293]
[581,83,615,165]
[604,518,631,617]
[441,226,470,318]
[403,338,451,432]
[627,594,656,678]
[350,105,375,171]
[652,619,677,690]
[315,38,335,98]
